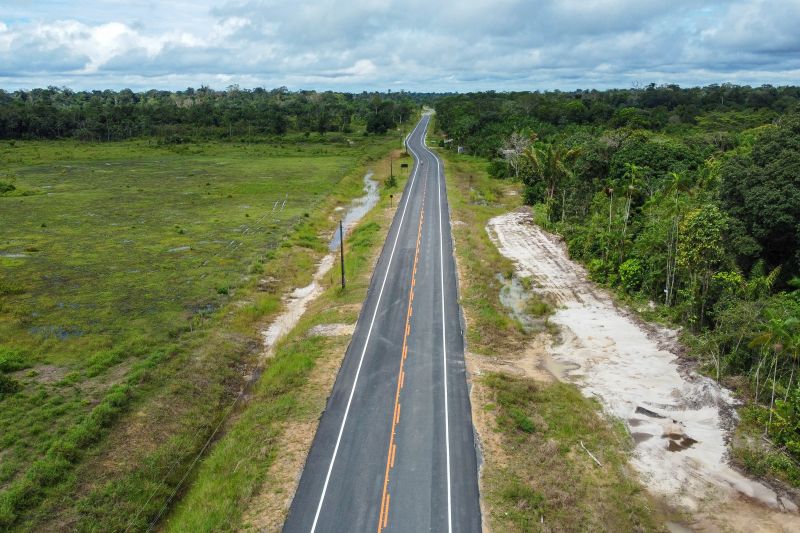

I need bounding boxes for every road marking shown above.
[382,494,390,528]
[308,118,426,533]
[428,126,454,533]
[378,175,427,532]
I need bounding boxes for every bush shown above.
[619,258,644,293]
[0,181,16,195]
[487,158,510,179]
[0,374,20,397]
[0,348,30,372]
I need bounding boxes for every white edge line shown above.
[309,117,425,532]
[424,125,453,533]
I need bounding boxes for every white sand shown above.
[487,210,791,514]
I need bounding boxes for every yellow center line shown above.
[377,177,427,532]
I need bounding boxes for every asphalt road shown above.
[283,115,481,533]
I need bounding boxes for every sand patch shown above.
[487,209,800,529]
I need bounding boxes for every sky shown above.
[1,0,799,92]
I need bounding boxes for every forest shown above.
[0,86,437,141]
[435,84,800,476]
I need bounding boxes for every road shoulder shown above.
[439,148,669,532]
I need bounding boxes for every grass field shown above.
[0,134,399,529]
[164,150,412,532]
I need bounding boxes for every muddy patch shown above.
[308,323,356,337]
[14,364,67,384]
[487,209,798,524]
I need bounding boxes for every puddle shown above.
[329,172,378,251]
[666,435,698,452]
[666,522,694,533]
[0,252,28,258]
[488,210,786,513]
[262,171,379,357]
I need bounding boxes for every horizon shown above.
[4,82,799,95]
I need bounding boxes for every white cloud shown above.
[1,0,799,90]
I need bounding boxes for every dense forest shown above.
[436,84,800,469]
[0,87,442,141]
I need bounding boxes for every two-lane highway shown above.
[283,115,481,533]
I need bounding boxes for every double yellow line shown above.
[377,177,427,532]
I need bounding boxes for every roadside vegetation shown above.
[438,146,666,531]
[163,148,412,532]
[0,114,407,529]
[435,84,800,490]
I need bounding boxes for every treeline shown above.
[435,85,800,465]
[0,86,428,141]
[436,84,800,156]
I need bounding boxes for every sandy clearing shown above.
[487,209,799,528]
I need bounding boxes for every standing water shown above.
[261,172,379,357]
[329,172,379,251]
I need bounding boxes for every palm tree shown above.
[664,172,691,305]
[750,313,797,433]
[522,143,580,222]
[619,162,643,261]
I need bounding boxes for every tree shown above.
[750,311,799,432]
[720,112,800,278]
[677,205,728,329]
[501,131,535,180]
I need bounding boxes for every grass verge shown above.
[162,148,413,531]
[438,148,666,532]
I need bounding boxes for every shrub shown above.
[619,258,644,293]
[0,348,30,372]
[0,374,20,397]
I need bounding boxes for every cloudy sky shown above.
[1,0,799,91]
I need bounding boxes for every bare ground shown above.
[486,208,800,532]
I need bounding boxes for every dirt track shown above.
[487,210,800,531]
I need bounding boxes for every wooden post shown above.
[340,220,346,290]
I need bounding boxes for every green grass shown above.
[483,373,664,532]
[732,405,800,488]
[163,150,410,532]
[435,150,527,354]
[0,134,399,530]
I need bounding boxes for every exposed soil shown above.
[307,323,356,337]
[260,172,377,358]
[486,209,800,531]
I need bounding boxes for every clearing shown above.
[487,209,800,531]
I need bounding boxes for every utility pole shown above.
[339,220,346,290]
